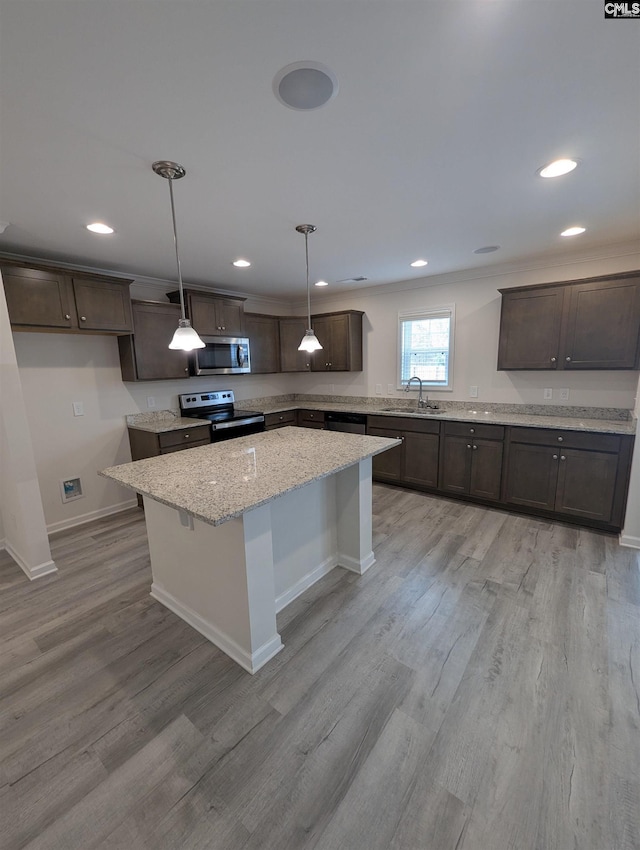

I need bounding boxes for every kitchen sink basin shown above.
[381,407,444,415]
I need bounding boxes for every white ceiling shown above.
[1,1,639,300]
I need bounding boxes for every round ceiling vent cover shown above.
[273,62,338,111]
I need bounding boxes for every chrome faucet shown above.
[405,376,427,408]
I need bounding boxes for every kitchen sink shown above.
[381,407,444,415]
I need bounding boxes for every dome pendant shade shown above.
[296,223,323,353]
[152,160,206,352]
[298,329,323,352]
[169,318,206,350]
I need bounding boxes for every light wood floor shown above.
[1,485,639,850]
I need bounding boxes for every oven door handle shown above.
[211,415,265,431]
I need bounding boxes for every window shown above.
[398,306,455,390]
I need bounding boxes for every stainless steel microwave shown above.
[191,336,251,376]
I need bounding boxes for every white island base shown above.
[145,457,374,674]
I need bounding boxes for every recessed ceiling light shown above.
[233,259,251,268]
[473,245,500,254]
[410,259,428,268]
[273,62,338,111]
[315,280,329,287]
[560,226,586,237]
[537,158,578,178]
[86,222,114,234]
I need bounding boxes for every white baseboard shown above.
[47,498,138,536]
[619,533,640,549]
[275,555,337,613]
[5,541,57,581]
[338,550,376,575]
[150,582,283,674]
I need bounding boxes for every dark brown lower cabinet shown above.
[297,409,325,429]
[264,410,297,430]
[504,427,634,527]
[369,416,439,489]
[439,422,504,501]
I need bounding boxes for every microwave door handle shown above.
[237,345,244,367]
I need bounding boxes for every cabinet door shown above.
[2,266,75,328]
[497,287,565,370]
[563,278,640,369]
[217,298,245,336]
[504,442,558,510]
[245,314,280,373]
[72,277,133,332]
[311,314,351,371]
[469,439,503,501]
[439,435,472,495]
[279,318,311,371]
[555,448,619,522]
[368,426,403,482]
[119,302,190,381]
[188,294,223,335]
[310,316,334,371]
[403,431,439,489]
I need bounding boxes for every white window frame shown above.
[397,304,455,392]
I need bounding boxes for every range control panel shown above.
[179,390,235,410]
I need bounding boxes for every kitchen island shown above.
[100,427,400,673]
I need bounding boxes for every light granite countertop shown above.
[125,398,636,436]
[262,401,636,435]
[101,427,400,527]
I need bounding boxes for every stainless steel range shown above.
[179,390,265,441]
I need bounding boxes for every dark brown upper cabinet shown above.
[279,317,312,372]
[244,313,280,373]
[167,289,245,336]
[310,311,363,372]
[497,272,640,370]
[118,301,190,381]
[2,262,133,334]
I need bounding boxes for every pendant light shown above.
[152,160,205,351]
[296,224,323,352]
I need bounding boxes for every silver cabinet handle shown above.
[310,414,314,418]
[552,454,558,460]
[80,316,87,322]
[222,326,225,331]
[469,428,475,433]
[472,445,478,450]
[551,356,557,362]
[184,367,189,372]
[64,313,71,320]
[184,433,190,438]
[279,416,284,420]
[467,444,472,449]
[557,436,563,442]
[560,455,566,461]
[565,356,571,362]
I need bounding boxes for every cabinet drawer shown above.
[368,415,440,434]
[508,426,621,453]
[160,439,211,454]
[265,410,297,429]
[298,409,325,427]
[158,426,211,450]
[443,422,504,441]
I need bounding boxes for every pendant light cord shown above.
[305,230,312,330]
[167,176,186,321]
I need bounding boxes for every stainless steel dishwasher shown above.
[325,411,367,434]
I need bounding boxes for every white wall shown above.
[296,247,640,410]
[0,273,54,577]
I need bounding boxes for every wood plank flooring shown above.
[1,485,639,849]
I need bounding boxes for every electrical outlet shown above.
[469,386,478,398]
[72,401,84,416]
[375,384,382,395]
[147,396,156,409]
[387,383,395,394]
[559,388,570,401]
[543,388,553,400]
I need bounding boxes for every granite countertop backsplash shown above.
[126,395,636,436]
